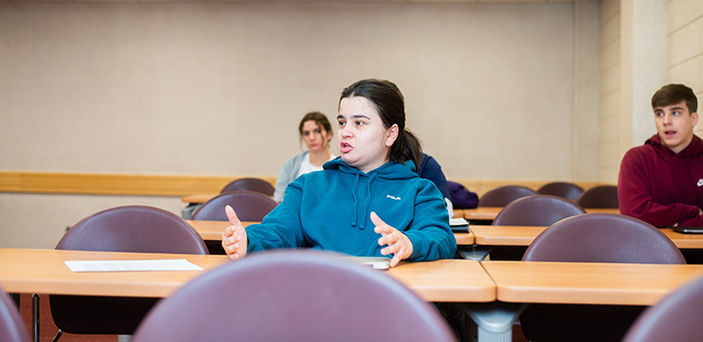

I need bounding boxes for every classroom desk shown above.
[467,260,703,341]
[483,260,703,305]
[469,225,703,249]
[185,220,475,246]
[0,248,493,303]
[460,207,621,221]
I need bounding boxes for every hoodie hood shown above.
[323,159,417,229]
[646,134,703,159]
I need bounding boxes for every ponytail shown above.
[390,128,423,168]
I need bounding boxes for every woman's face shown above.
[301,120,330,153]
[337,96,398,173]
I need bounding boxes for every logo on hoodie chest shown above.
[386,194,402,201]
[698,179,703,187]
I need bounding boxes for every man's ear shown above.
[385,124,399,147]
[692,112,699,127]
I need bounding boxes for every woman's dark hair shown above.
[298,111,332,143]
[339,79,422,167]
[652,84,698,113]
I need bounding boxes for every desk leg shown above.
[465,302,527,342]
[32,294,39,342]
[457,245,492,261]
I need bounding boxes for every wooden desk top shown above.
[470,225,703,249]
[482,260,703,305]
[461,207,620,221]
[0,248,229,298]
[0,249,493,302]
[186,220,474,245]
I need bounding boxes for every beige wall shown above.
[2,1,599,248]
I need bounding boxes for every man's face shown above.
[654,100,698,154]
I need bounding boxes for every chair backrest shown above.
[0,287,29,342]
[133,251,456,342]
[221,177,275,197]
[50,205,208,335]
[577,185,619,209]
[523,213,685,264]
[519,213,685,342]
[478,185,536,207]
[623,275,703,342]
[536,182,584,200]
[57,205,208,254]
[191,190,278,222]
[493,195,586,226]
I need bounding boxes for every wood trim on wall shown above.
[0,171,610,197]
[0,171,276,197]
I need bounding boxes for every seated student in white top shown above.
[273,112,337,202]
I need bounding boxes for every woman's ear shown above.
[385,124,399,147]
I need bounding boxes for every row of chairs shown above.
[478,183,619,208]
[2,233,703,341]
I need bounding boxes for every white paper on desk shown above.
[64,259,203,272]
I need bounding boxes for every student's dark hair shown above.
[298,111,332,143]
[339,79,422,166]
[651,84,698,113]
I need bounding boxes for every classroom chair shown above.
[50,205,208,341]
[519,213,685,342]
[0,286,30,342]
[478,185,536,207]
[577,184,619,209]
[623,274,703,342]
[191,190,277,222]
[133,250,456,342]
[536,181,584,200]
[489,195,586,260]
[220,177,275,197]
[191,190,277,254]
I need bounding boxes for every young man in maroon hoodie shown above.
[618,83,701,228]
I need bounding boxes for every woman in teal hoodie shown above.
[222,79,456,267]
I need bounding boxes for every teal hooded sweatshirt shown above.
[246,158,457,261]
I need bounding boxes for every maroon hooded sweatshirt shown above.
[618,134,703,227]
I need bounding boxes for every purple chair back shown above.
[577,185,619,209]
[50,205,208,336]
[523,213,684,264]
[191,190,277,222]
[0,287,29,342]
[519,213,685,342]
[221,177,275,197]
[478,185,536,207]
[536,181,584,200]
[56,205,208,254]
[623,275,703,342]
[134,251,456,342]
[493,195,586,226]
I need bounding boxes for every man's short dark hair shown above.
[651,84,698,113]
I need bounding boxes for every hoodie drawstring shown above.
[351,173,360,228]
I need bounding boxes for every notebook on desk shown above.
[450,217,469,232]
[347,257,390,270]
[672,226,703,234]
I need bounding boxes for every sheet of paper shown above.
[450,217,469,226]
[65,259,203,272]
